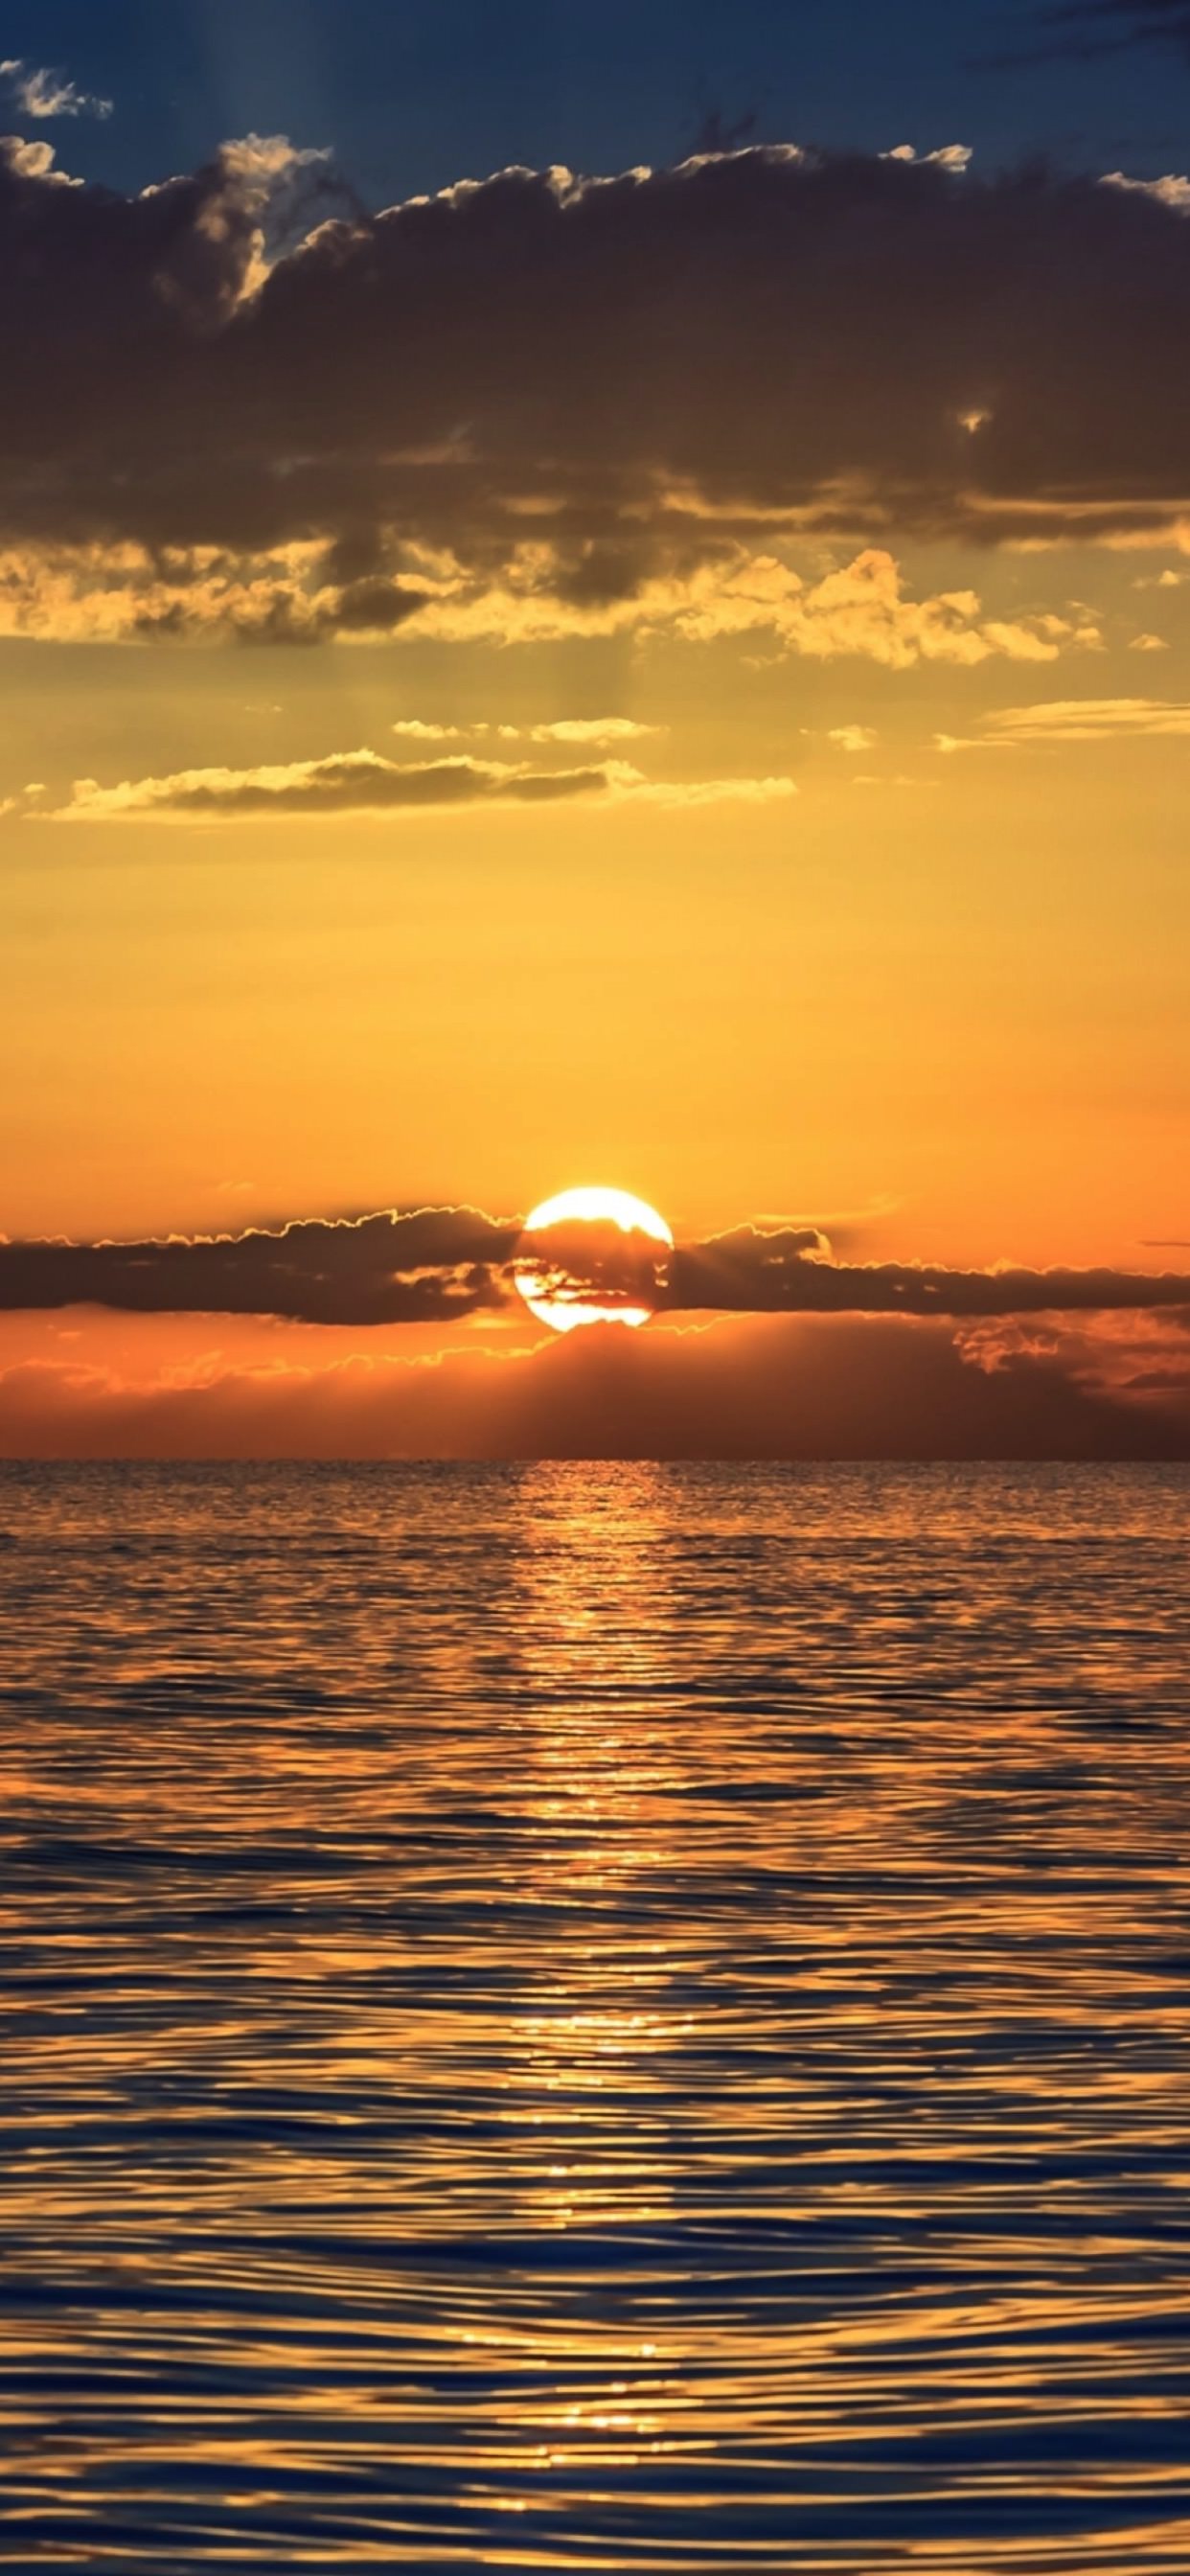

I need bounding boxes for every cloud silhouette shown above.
[0,1209,520,1326]
[2,1209,1189,1331]
[666,1230,1190,1317]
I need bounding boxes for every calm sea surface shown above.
[1,1461,1188,2572]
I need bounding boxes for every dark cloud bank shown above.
[2,1214,1187,1458]
[2,1317,1187,1462]
[3,1208,1189,1328]
[4,126,1190,640]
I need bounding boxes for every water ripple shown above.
[1,1460,1188,2569]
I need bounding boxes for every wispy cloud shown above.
[937,697,1190,749]
[505,718,662,744]
[389,717,661,745]
[1003,696,1190,744]
[1016,3,1190,63]
[0,58,111,120]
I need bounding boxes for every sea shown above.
[1,1460,1188,2572]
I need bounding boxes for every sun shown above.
[514,1186,674,1333]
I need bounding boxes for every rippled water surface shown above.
[1,1460,1188,2571]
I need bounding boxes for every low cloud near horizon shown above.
[2,1308,1186,1461]
[2,1205,1188,1328]
[1,1208,1186,1458]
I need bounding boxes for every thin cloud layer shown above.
[42,751,796,821]
[937,695,1190,748]
[986,696,1190,741]
[1026,3,1190,59]
[52,751,620,820]
[3,136,1190,646]
[2,1208,1188,1327]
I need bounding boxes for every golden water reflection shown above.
[0,1460,1188,2568]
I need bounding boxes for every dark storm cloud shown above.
[3,1210,1190,1330]
[5,129,1190,639]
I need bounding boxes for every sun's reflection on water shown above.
[478,1468,700,2477]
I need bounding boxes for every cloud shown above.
[1,1308,1185,1460]
[828,724,878,752]
[0,532,1099,661]
[0,59,112,120]
[42,748,795,821]
[509,718,662,743]
[881,144,973,171]
[4,136,1190,648]
[3,1208,1188,1331]
[938,695,1190,748]
[666,1228,1190,1319]
[954,1306,1190,1410]
[48,749,623,821]
[851,771,931,788]
[1020,4,1190,62]
[0,1209,521,1326]
[1102,169,1190,213]
[992,696,1190,742]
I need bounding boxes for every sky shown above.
[1,0,1188,1456]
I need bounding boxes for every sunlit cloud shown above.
[1102,168,1190,213]
[0,58,112,120]
[5,133,1190,662]
[0,531,1103,663]
[505,718,662,743]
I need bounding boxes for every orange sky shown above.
[1,136,1188,1454]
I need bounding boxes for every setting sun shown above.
[515,1187,674,1332]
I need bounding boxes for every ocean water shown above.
[1,1460,1188,2573]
